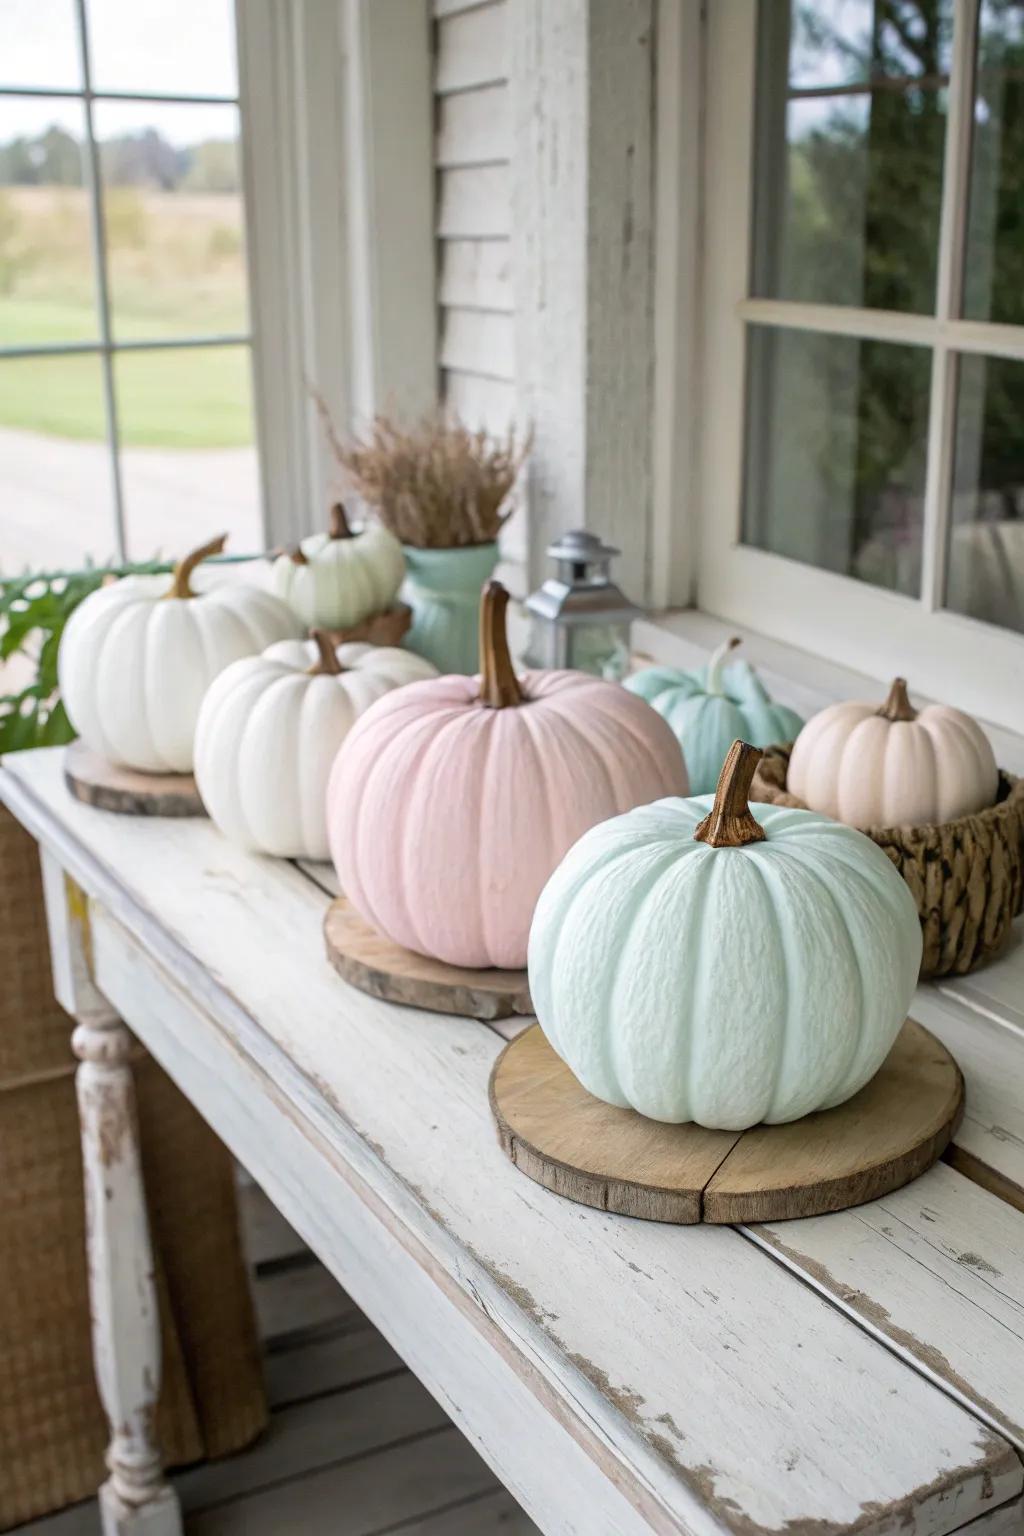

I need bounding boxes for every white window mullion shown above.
[74,0,127,562]
[919,0,981,614]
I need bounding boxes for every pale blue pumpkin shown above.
[527,741,923,1131]
[624,637,803,794]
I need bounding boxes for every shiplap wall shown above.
[433,0,526,586]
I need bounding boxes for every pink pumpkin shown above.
[327,581,687,969]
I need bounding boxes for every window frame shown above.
[688,0,1024,734]
[0,0,259,561]
[0,0,438,562]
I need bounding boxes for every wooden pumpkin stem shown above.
[877,676,917,723]
[290,544,309,566]
[166,533,227,599]
[328,502,355,540]
[308,629,344,676]
[694,740,766,848]
[706,635,741,695]
[478,580,522,709]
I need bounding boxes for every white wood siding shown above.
[433,0,523,581]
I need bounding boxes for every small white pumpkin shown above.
[270,503,405,630]
[59,536,300,774]
[788,677,998,828]
[528,741,923,1130]
[194,633,436,859]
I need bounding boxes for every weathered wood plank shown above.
[437,83,511,166]
[436,3,507,93]
[939,938,1024,1040]
[443,369,517,437]
[188,1427,499,1536]
[252,1254,359,1343]
[439,239,513,312]
[438,165,511,239]
[749,1161,1024,1451]
[398,1487,541,1534]
[264,1321,403,1410]
[178,1374,449,1517]
[439,306,515,380]
[5,749,1020,1536]
[912,987,1024,1209]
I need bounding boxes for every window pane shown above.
[752,1,951,313]
[945,353,1024,633]
[0,0,81,91]
[86,0,238,98]
[963,1,1024,324]
[93,101,249,342]
[0,353,117,573]
[0,98,98,346]
[742,325,931,596]
[114,345,261,559]
[790,0,953,89]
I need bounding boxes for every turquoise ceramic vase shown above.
[401,542,500,674]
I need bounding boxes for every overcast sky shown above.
[1,0,237,142]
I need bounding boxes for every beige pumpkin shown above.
[788,678,998,828]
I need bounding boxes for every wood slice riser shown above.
[490,1022,963,1224]
[324,896,532,1021]
[64,742,206,818]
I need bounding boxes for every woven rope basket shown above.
[752,743,1024,980]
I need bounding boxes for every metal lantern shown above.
[524,529,644,679]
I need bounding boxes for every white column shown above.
[512,0,655,599]
[40,852,181,1536]
[73,1013,182,1536]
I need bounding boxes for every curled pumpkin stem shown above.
[308,629,344,676]
[694,740,766,848]
[705,635,741,696]
[166,533,227,600]
[328,502,355,540]
[877,676,917,723]
[478,580,522,709]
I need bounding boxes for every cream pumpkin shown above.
[270,503,405,630]
[59,536,300,774]
[788,677,998,828]
[327,581,687,969]
[194,634,436,860]
[528,741,923,1129]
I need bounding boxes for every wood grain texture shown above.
[492,1022,963,1224]
[323,896,532,1021]
[64,743,205,819]
[6,748,1023,1536]
[749,1160,1024,1452]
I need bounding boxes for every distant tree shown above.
[182,139,240,193]
[0,125,81,185]
[101,128,181,190]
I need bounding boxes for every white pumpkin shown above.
[788,677,998,828]
[270,503,405,630]
[59,536,300,774]
[194,634,437,859]
[528,741,923,1130]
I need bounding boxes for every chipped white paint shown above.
[5,747,1023,1536]
[38,860,181,1536]
[512,0,655,598]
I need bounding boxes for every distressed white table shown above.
[4,745,1024,1536]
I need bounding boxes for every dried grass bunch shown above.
[318,402,530,549]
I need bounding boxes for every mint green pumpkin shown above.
[625,638,803,794]
[527,741,922,1130]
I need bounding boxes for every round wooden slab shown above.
[490,1021,963,1224]
[324,896,533,1021]
[64,741,206,818]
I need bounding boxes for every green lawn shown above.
[0,297,254,449]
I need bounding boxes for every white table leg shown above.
[39,850,183,1536]
[73,1009,183,1536]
